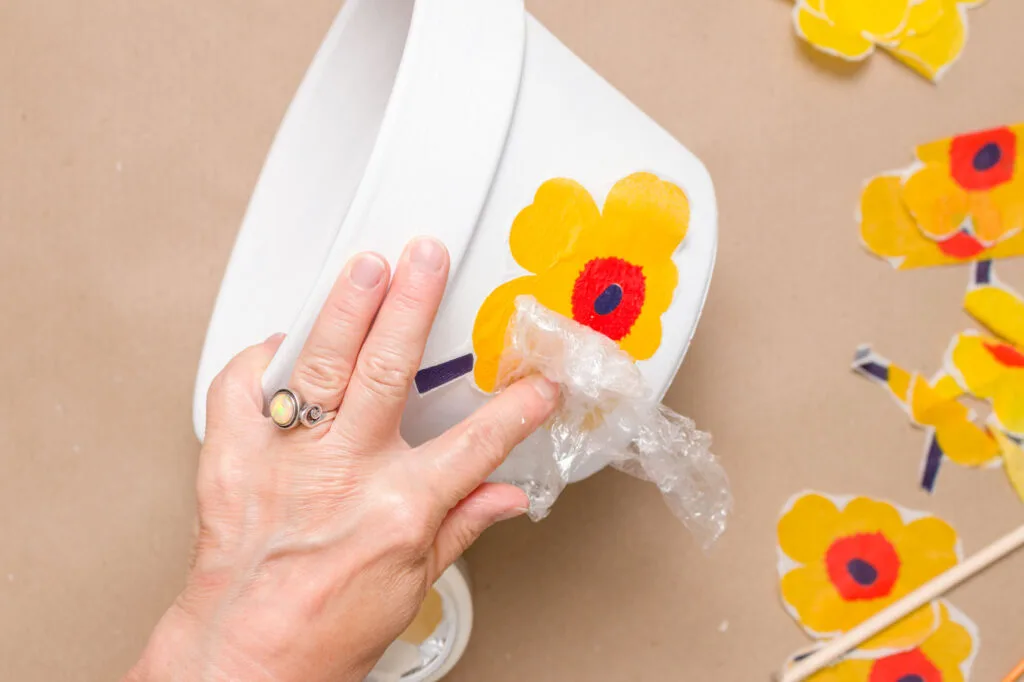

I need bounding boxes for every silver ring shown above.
[268,388,336,429]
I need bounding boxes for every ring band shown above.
[268,388,336,429]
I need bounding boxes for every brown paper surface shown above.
[2,0,1022,679]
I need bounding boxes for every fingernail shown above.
[265,332,286,344]
[528,375,558,401]
[408,237,447,273]
[496,507,529,522]
[347,253,386,290]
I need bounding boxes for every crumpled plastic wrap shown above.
[494,296,732,549]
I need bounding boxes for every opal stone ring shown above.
[268,388,336,429]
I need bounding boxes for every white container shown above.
[192,0,716,678]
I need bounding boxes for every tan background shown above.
[2,0,1023,679]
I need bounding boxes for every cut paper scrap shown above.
[777,492,963,653]
[792,0,986,81]
[944,261,1024,435]
[991,430,1024,503]
[853,346,999,492]
[472,172,689,392]
[860,123,1024,269]
[781,600,980,682]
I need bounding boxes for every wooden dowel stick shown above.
[781,523,1024,682]
[1002,658,1024,682]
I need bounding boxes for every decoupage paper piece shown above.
[414,353,475,394]
[860,124,1024,269]
[992,430,1024,503]
[944,261,1024,435]
[471,172,689,392]
[853,346,999,492]
[777,492,962,652]
[781,600,980,681]
[792,0,983,82]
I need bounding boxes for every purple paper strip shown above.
[920,434,943,493]
[415,353,474,394]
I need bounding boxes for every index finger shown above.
[419,375,559,508]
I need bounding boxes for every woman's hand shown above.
[126,237,557,682]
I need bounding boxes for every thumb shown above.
[429,483,529,582]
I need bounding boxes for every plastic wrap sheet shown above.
[493,296,731,548]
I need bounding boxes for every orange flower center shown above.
[824,532,901,601]
[868,648,942,682]
[983,341,1024,368]
[936,231,986,259]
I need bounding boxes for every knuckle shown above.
[376,499,433,554]
[294,352,349,395]
[460,418,509,465]
[207,362,254,408]
[357,347,415,400]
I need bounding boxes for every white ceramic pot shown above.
[192,0,716,677]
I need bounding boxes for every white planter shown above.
[192,0,716,677]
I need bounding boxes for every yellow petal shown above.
[836,496,905,539]
[509,178,600,274]
[985,229,1024,260]
[992,430,1024,503]
[991,374,1024,434]
[895,517,961,582]
[919,602,977,680]
[799,658,872,682]
[964,279,1024,347]
[594,172,690,261]
[968,191,1010,245]
[794,4,875,60]
[778,493,842,564]
[916,135,952,164]
[862,602,939,650]
[930,372,964,401]
[823,0,912,41]
[950,332,1011,398]
[471,276,540,393]
[982,178,1024,240]
[899,0,946,37]
[887,3,966,81]
[901,164,970,240]
[909,373,1000,465]
[859,174,956,269]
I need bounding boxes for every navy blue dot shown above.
[846,558,878,586]
[973,143,1002,172]
[897,676,924,682]
[594,284,623,315]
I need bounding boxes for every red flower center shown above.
[949,126,1017,191]
[936,231,986,259]
[571,257,646,341]
[983,341,1024,368]
[868,648,943,682]
[824,532,901,601]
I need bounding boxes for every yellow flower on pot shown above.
[471,172,689,392]
[792,0,982,81]
[791,601,977,682]
[777,493,961,651]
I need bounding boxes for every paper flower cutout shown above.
[992,430,1024,503]
[853,346,1000,491]
[471,173,689,392]
[860,124,1024,270]
[945,262,1024,436]
[792,0,983,81]
[787,601,979,682]
[777,493,961,651]
[906,125,1024,247]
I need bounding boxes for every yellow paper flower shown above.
[792,0,980,80]
[860,174,1024,270]
[793,601,977,682]
[947,264,1024,435]
[903,124,1024,248]
[778,493,961,651]
[471,173,689,392]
